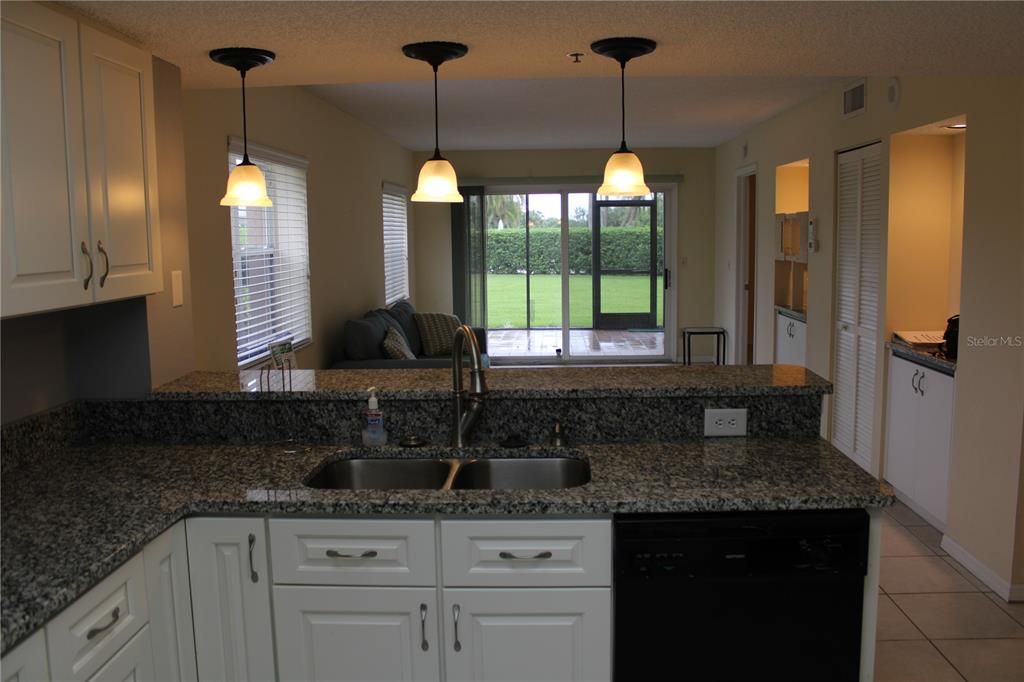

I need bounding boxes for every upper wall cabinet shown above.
[1,3,162,318]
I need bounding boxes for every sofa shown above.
[332,300,489,369]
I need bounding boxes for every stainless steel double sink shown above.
[305,456,590,491]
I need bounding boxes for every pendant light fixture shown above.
[591,37,657,196]
[210,47,276,207]
[402,41,468,203]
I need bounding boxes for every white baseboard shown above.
[940,534,1024,601]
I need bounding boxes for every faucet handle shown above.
[549,420,568,447]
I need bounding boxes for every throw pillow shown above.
[382,326,416,360]
[386,300,424,356]
[415,312,461,357]
[343,317,387,361]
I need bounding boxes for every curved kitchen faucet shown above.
[451,325,488,447]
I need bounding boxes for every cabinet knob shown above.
[97,241,110,288]
[81,242,94,290]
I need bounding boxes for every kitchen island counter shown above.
[1,436,890,653]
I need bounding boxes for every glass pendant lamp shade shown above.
[209,47,275,208]
[598,150,651,196]
[221,160,272,206]
[403,41,468,203]
[591,37,656,198]
[411,155,463,202]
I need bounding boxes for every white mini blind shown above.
[228,139,312,366]
[382,183,410,305]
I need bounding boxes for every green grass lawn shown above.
[486,274,663,329]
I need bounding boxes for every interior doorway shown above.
[735,168,757,364]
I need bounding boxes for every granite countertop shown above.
[1,437,890,653]
[775,305,807,323]
[888,341,956,376]
[154,365,832,401]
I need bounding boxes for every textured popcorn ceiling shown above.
[62,1,1024,148]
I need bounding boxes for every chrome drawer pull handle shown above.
[326,549,378,559]
[499,551,553,560]
[248,533,259,583]
[911,370,921,395]
[81,242,94,290]
[420,603,429,651]
[452,603,462,652]
[97,240,110,287]
[86,607,120,640]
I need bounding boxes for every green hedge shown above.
[485,227,663,275]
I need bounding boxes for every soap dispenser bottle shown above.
[362,387,388,446]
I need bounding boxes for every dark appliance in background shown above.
[942,314,960,360]
[614,510,869,682]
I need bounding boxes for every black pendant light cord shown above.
[618,62,628,153]
[432,65,442,159]
[240,69,251,164]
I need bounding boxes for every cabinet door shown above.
[85,625,153,682]
[143,522,197,681]
[916,368,954,525]
[790,319,807,366]
[775,313,789,364]
[1,629,50,682]
[186,518,275,682]
[79,25,162,302]
[1,1,92,317]
[274,586,440,682]
[443,589,611,682]
[884,356,919,498]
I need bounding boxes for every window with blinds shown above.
[228,139,312,366]
[382,184,410,305]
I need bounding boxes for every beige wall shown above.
[714,77,1024,589]
[949,135,965,316]
[886,134,959,335]
[775,165,809,213]
[411,148,717,359]
[182,86,415,370]
[146,58,194,387]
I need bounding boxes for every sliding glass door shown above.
[460,185,673,363]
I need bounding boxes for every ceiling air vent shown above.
[843,79,866,117]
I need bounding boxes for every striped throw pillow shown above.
[414,312,461,357]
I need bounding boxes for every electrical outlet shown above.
[704,408,748,437]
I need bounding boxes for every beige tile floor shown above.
[875,500,1024,681]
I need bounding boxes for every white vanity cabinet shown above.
[186,517,275,682]
[143,522,197,681]
[775,311,806,366]
[1,1,162,318]
[884,354,955,527]
[1,630,49,682]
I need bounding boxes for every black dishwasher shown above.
[614,509,868,681]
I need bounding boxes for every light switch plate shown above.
[704,408,748,437]
[171,270,183,307]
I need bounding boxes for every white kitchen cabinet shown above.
[775,312,806,366]
[0,2,161,318]
[274,586,441,682]
[143,522,197,681]
[1,629,49,682]
[443,588,612,682]
[186,517,275,682]
[46,554,149,682]
[1,1,92,317]
[85,625,154,682]
[78,24,162,303]
[884,354,955,527]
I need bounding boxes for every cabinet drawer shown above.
[86,624,153,682]
[441,520,611,587]
[46,554,148,681]
[270,519,436,586]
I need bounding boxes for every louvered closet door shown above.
[832,143,882,473]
